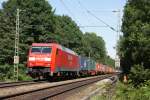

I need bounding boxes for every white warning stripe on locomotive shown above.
[29,57,51,61]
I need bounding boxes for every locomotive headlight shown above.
[29,57,35,61]
[44,58,51,61]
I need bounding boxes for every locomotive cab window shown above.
[31,46,51,53]
[31,47,41,53]
[42,47,51,53]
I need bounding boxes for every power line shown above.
[86,9,123,13]
[76,0,92,26]
[87,11,117,32]
[77,0,117,32]
[79,25,107,28]
[59,0,81,26]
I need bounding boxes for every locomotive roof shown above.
[32,43,78,56]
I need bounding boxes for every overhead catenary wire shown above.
[3,24,108,29]
[86,11,117,32]
[79,25,107,28]
[59,0,81,26]
[76,0,92,28]
[77,0,117,32]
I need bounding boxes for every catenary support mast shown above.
[14,9,20,81]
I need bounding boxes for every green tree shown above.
[53,15,83,54]
[105,56,115,67]
[119,0,150,75]
[81,32,106,63]
[129,64,150,86]
[0,0,55,64]
[0,0,55,81]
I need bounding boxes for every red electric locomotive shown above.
[27,43,79,78]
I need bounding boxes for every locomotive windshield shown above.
[31,46,51,53]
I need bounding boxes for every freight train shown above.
[27,43,115,79]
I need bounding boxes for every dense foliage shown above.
[118,0,150,83]
[0,0,55,65]
[105,56,115,67]
[0,64,32,81]
[129,65,150,86]
[113,81,150,100]
[80,32,106,62]
[53,15,83,54]
[0,0,114,81]
[92,81,150,100]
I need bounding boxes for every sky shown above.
[0,0,127,59]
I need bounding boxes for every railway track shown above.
[0,74,116,100]
[0,77,81,89]
[0,80,48,89]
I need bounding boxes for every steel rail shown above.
[0,74,115,100]
[0,80,47,89]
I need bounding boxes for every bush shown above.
[92,81,150,100]
[0,64,32,81]
[0,64,14,81]
[18,64,32,81]
[113,81,150,100]
[129,64,150,86]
